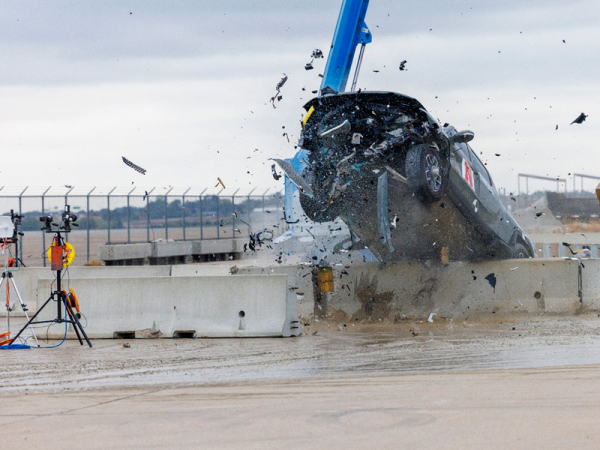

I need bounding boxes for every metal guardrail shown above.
[0,186,285,267]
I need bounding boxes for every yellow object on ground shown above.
[441,246,450,265]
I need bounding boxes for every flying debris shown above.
[570,113,587,125]
[270,74,288,108]
[305,49,323,70]
[399,60,407,71]
[484,273,497,291]
[271,164,282,180]
[122,157,146,175]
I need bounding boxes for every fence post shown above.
[216,189,223,239]
[232,188,239,239]
[41,186,51,267]
[246,188,256,236]
[145,188,155,243]
[107,187,116,245]
[86,187,96,262]
[199,188,207,240]
[182,187,190,241]
[126,187,135,244]
[262,188,269,231]
[165,187,173,241]
[63,186,73,245]
[18,187,27,264]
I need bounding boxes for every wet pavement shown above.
[2,315,600,394]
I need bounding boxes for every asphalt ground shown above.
[2,316,600,448]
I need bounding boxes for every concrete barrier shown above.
[240,258,586,322]
[0,266,171,317]
[153,241,193,258]
[99,239,248,265]
[193,239,246,255]
[581,258,600,310]
[99,243,152,262]
[35,275,301,339]
[171,264,233,277]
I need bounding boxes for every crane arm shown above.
[320,0,372,95]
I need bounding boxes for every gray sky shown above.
[0,0,598,193]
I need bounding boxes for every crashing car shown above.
[281,91,534,262]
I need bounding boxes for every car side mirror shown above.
[451,130,474,143]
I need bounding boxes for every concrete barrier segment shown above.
[0,266,171,317]
[35,274,300,339]
[240,258,585,322]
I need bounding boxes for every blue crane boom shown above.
[320,0,372,95]
[281,0,372,224]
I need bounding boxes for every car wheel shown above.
[405,144,447,203]
[299,193,340,222]
[510,243,530,259]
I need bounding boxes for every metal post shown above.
[63,186,74,244]
[107,187,116,245]
[216,195,220,239]
[200,195,203,240]
[126,187,135,244]
[231,188,239,239]
[18,187,27,264]
[526,177,529,195]
[199,188,206,240]
[86,187,96,262]
[41,186,51,267]
[246,188,256,235]
[164,187,173,241]
[262,189,269,230]
[182,188,190,241]
[145,188,155,243]
[350,43,366,92]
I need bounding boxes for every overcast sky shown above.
[0,0,598,194]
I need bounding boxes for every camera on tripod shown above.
[40,205,79,233]
[4,210,25,243]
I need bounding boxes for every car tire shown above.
[299,193,340,223]
[510,243,530,259]
[405,144,447,203]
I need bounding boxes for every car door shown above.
[465,145,513,243]
[449,142,478,215]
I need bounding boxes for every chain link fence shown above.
[0,186,285,267]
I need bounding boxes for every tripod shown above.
[0,210,38,347]
[1,269,40,347]
[11,219,92,348]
